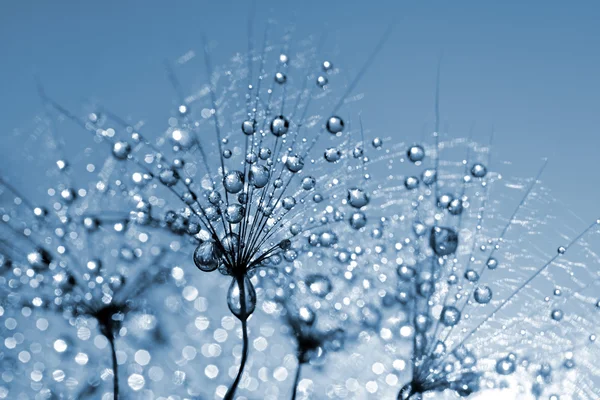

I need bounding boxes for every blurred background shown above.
[1,0,598,221]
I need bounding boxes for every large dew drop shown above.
[347,188,369,208]
[305,274,333,297]
[324,148,341,162]
[274,72,287,84]
[223,171,244,193]
[440,306,461,326]
[285,155,304,173]
[302,176,316,190]
[270,115,289,136]
[159,168,179,187]
[407,145,425,163]
[326,116,344,134]
[471,163,487,178]
[112,141,131,160]
[241,120,255,135]
[227,276,256,319]
[249,165,270,188]
[430,227,459,256]
[421,169,437,186]
[474,286,493,304]
[349,212,367,229]
[225,204,245,224]
[193,241,221,272]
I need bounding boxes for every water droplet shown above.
[322,60,333,72]
[297,306,316,326]
[464,269,479,282]
[557,246,566,254]
[222,233,240,255]
[27,249,51,269]
[178,104,188,115]
[551,309,564,321]
[285,155,304,173]
[496,356,516,375]
[241,120,255,135]
[316,75,328,87]
[60,188,76,203]
[223,171,244,193]
[128,373,145,391]
[448,199,463,215]
[193,241,221,272]
[324,147,341,162]
[302,176,316,190]
[471,163,487,178]
[414,313,431,332]
[397,265,416,281]
[249,165,270,188]
[372,137,383,148]
[282,197,296,210]
[326,116,344,134]
[474,286,493,304]
[112,141,131,160]
[259,147,271,160]
[319,231,338,247]
[227,276,256,319]
[225,204,245,224]
[412,221,427,236]
[349,212,367,229]
[421,169,437,185]
[208,191,221,205]
[171,129,193,148]
[441,306,461,326]
[437,194,453,209]
[407,145,425,163]
[398,383,420,400]
[347,188,369,208]
[486,258,498,270]
[159,168,179,186]
[274,72,287,84]
[430,227,459,256]
[305,274,332,297]
[33,207,48,218]
[270,116,289,136]
[404,176,419,190]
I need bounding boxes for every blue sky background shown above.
[1,0,598,226]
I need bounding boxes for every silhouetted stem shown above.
[108,335,119,400]
[290,359,304,400]
[225,276,250,400]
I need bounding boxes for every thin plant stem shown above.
[290,359,304,400]
[108,335,119,400]
[225,276,250,400]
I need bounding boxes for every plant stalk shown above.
[108,335,119,400]
[290,358,305,400]
[225,276,250,400]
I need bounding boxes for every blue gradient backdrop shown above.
[1,0,598,223]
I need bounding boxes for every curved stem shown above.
[290,359,304,400]
[108,335,119,400]
[225,277,250,400]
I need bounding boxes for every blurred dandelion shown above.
[0,120,186,399]
[350,81,600,399]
